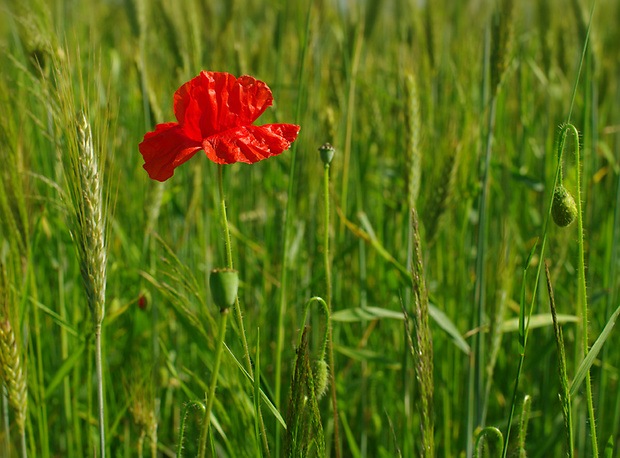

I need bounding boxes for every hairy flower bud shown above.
[552,186,578,227]
[312,359,329,400]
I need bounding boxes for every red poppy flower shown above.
[139,71,300,182]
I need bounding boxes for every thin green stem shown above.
[31,274,49,458]
[298,297,329,360]
[94,323,105,458]
[176,401,205,458]
[570,124,598,457]
[20,426,27,458]
[566,1,596,126]
[324,163,341,458]
[218,165,234,268]
[197,310,229,458]
[476,91,498,430]
[217,164,270,456]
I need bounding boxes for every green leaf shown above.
[519,240,538,354]
[340,411,362,458]
[334,344,401,369]
[331,305,470,355]
[502,314,579,333]
[331,306,404,322]
[33,298,79,337]
[45,343,86,398]
[570,304,620,398]
[224,343,287,430]
[428,305,470,354]
[605,434,614,458]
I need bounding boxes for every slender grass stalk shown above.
[94,323,105,457]
[137,429,146,458]
[29,264,49,458]
[338,24,363,242]
[467,18,491,455]
[598,115,620,449]
[545,261,574,458]
[274,3,312,455]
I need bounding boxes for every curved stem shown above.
[216,165,270,456]
[176,401,205,458]
[474,427,504,458]
[299,297,330,360]
[197,310,229,458]
[570,124,598,457]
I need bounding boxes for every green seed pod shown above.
[312,359,329,400]
[209,268,239,311]
[318,143,335,165]
[552,186,578,227]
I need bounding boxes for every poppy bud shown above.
[209,268,239,311]
[552,185,578,227]
[318,143,335,165]
[312,359,329,400]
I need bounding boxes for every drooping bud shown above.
[318,143,335,166]
[209,269,239,311]
[552,186,578,227]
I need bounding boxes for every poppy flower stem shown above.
[323,162,341,458]
[215,164,271,456]
[218,165,234,268]
[198,310,229,458]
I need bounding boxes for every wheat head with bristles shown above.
[75,112,107,325]
[409,208,434,458]
[0,318,27,435]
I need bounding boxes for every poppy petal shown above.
[174,72,274,138]
[139,123,203,181]
[202,123,300,164]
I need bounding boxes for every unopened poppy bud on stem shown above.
[319,142,335,166]
[210,269,239,312]
[312,359,329,400]
[552,185,578,227]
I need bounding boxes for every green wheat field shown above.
[1,0,620,457]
